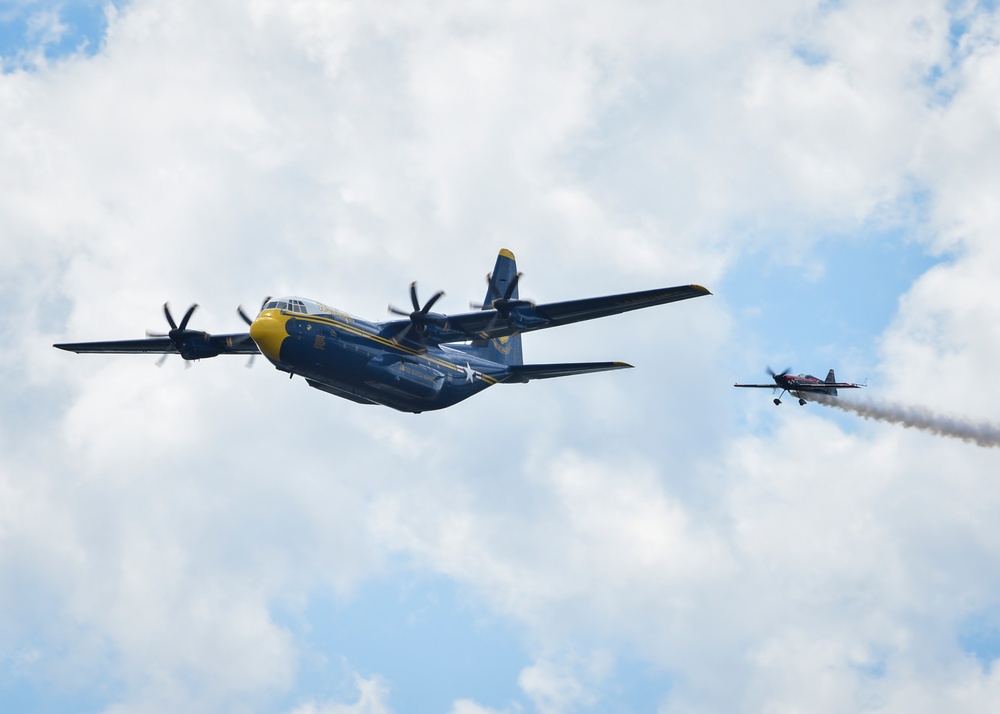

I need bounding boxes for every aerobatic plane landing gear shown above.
[798,398,807,406]
[773,398,781,406]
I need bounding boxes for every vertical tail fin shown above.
[825,369,838,396]
[469,249,523,366]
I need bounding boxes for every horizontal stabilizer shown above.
[505,361,633,383]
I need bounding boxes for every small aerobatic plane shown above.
[55,249,710,413]
[734,367,863,406]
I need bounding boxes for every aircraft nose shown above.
[249,309,288,362]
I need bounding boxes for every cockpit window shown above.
[264,299,310,314]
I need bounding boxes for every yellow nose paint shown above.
[250,310,290,362]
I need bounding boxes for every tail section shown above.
[468,249,523,366]
[462,249,636,384]
[825,369,838,396]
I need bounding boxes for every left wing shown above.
[54,332,258,358]
[386,284,711,345]
[733,383,779,388]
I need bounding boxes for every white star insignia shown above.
[462,363,478,383]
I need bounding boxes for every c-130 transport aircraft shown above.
[55,249,711,413]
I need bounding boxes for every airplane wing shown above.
[792,382,863,391]
[504,361,633,383]
[387,284,711,345]
[733,383,779,388]
[54,333,259,356]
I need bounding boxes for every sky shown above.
[3,0,1000,712]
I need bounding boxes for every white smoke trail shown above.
[795,392,1000,448]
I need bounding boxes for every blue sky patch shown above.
[273,572,529,711]
[723,231,939,374]
[959,612,1000,668]
[0,1,121,69]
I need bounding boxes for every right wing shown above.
[733,383,778,388]
[385,284,711,345]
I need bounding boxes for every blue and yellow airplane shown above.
[54,249,711,413]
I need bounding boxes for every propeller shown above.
[470,271,535,337]
[767,366,792,382]
[471,271,533,316]
[145,302,210,364]
[147,303,198,337]
[237,297,271,367]
[237,295,272,326]
[388,282,446,346]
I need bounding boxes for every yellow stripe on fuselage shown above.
[250,309,499,385]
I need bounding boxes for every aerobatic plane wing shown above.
[411,283,711,344]
[801,382,863,390]
[733,383,780,388]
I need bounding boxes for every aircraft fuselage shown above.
[250,301,508,413]
[775,374,837,395]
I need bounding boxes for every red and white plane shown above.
[734,367,863,406]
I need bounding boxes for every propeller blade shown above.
[388,304,410,317]
[503,272,522,301]
[393,322,413,344]
[486,272,501,300]
[479,312,501,338]
[239,296,273,326]
[178,304,198,331]
[420,290,445,314]
[409,282,421,312]
[163,303,178,330]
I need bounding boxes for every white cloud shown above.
[4,0,1000,712]
[448,699,515,714]
[518,657,599,714]
[285,675,393,714]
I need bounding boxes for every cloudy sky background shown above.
[3,0,1000,711]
